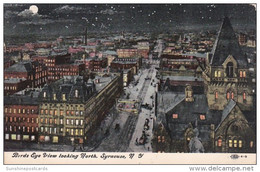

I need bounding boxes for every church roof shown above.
[210,17,248,67]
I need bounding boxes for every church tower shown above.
[203,17,253,110]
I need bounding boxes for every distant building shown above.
[4,60,48,89]
[110,57,142,75]
[4,78,29,96]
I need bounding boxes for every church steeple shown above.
[210,17,248,67]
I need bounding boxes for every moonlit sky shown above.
[4,4,256,38]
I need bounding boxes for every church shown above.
[153,17,256,153]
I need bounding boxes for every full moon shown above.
[29,5,38,14]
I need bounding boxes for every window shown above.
[53,94,57,100]
[234,140,237,147]
[215,91,218,99]
[75,129,79,135]
[4,108,7,113]
[218,71,221,77]
[217,138,222,147]
[45,109,48,114]
[80,120,84,126]
[239,140,242,148]
[60,119,63,124]
[227,92,230,99]
[66,119,70,125]
[60,110,64,116]
[71,129,74,135]
[43,92,47,98]
[172,114,178,119]
[231,92,234,99]
[214,71,218,77]
[45,118,48,124]
[62,94,66,101]
[54,110,57,116]
[158,136,161,143]
[54,128,57,134]
[75,90,79,98]
[243,92,246,100]
[41,109,44,114]
[40,127,44,132]
[76,119,79,125]
[66,111,70,115]
[240,71,243,77]
[50,118,53,124]
[200,115,206,120]
[162,136,165,143]
[250,141,254,148]
[226,62,234,77]
[243,71,246,77]
[71,119,74,125]
[54,119,57,124]
[50,110,53,115]
[80,129,83,136]
[229,140,233,147]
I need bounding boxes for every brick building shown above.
[4,88,41,142]
[4,61,48,89]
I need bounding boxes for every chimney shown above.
[185,85,194,102]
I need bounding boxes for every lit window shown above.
[66,119,70,125]
[200,115,206,120]
[162,136,165,143]
[80,120,84,125]
[243,92,246,100]
[41,109,44,114]
[218,71,221,77]
[172,114,178,119]
[239,140,242,148]
[43,92,47,98]
[50,110,53,115]
[54,110,57,116]
[229,140,233,147]
[75,129,79,136]
[158,136,161,142]
[76,119,79,125]
[215,91,218,99]
[50,119,53,124]
[231,92,234,99]
[243,71,246,77]
[75,90,79,98]
[240,71,243,77]
[250,141,254,148]
[217,138,222,147]
[4,108,7,113]
[214,71,218,77]
[60,110,64,116]
[71,129,74,135]
[227,92,230,99]
[71,119,74,125]
[80,129,83,136]
[53,94,57,100]
[62,94,66,101]
[66,111,70,115]
[234,140,237,147]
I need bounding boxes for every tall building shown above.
[38,74,123,145]
[203,17,254,111]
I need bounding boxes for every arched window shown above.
[240,71,243,77]
[231,92,234,99]
[218,71,221,77]
[243,92,246,100]
[226,62,234,77]
[75,90,79,98]
[217,138,222,147]
[227,92,230,99]
[215,91,218,99]
[243,71,246,77]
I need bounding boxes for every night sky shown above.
[4,4,256,38]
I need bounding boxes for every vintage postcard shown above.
[2,2,257,166]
